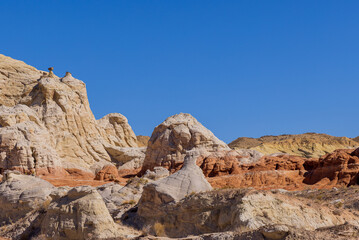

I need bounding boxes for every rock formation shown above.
[0,171,55,224]
[97,167,169,220]
[304,148,359,187]
[206,154,312,190]
[41,186,121,240]
[0,105,63,175]
[97,113,138,148]
[136,135,150,147]
[0,54,46,107]
[229,133,359,158]
[138,151,212,216]
[135,188,359,238]
[141,113,230,173]
[0,54,143,175]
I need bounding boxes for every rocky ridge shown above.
[229,133,359,158]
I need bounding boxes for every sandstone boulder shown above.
[94,165,120,182]
[141,113,229,173]
[0,171,54,223]
[138,151,212,218]
[41,186,120,240]
[97,167,169,220]
[104,146,146,170]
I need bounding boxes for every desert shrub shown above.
[122,199,136,205]
[153,222,166,237]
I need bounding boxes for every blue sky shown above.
[1,1,359,143]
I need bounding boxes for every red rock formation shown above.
[304,149,359,187]
[206,148,359,190]
[205,154,313,190]
[94,165,120,181]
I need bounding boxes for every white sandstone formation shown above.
[41,186,121,240]
[138,151,213,218]
[0,105,63,174]
[0,54,143,174]
[136,189,359,238]
[97,113,138,147]
[141,113,230,173]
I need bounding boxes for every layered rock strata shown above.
[229,133,359,158]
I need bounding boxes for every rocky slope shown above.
[229,133,359,158]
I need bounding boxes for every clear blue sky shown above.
[1,1,359,143]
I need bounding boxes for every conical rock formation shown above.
[141,113,230,173]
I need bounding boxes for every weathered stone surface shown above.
[304,148,359,187]
[97,113,138,148]
[104,146,146,170]
[136,189,359,238]
[0,54,46,107]
[0,171,54,225]
[137,135,150,147]
[28,75,112,171]
[138,151,212,217]
[229,133,359,158]
[0,105,63,175]
[97,167,169,220]
[141,113,230,173]
[41,186,121,240]
[0,54,141,174]
[94,165,120,182]
[207,154,314,190]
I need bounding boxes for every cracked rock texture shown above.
[141,113,230,173]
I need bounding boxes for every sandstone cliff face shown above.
[0,105,63,174]
[136,135,150,147]
[0,54,45,107]
[141,113,230,173]
[0,54,141,174]
[28,75,113,171]
[97,113,138,148]
[229,133,359,158]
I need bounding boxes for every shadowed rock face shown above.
[140,113,230,173]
